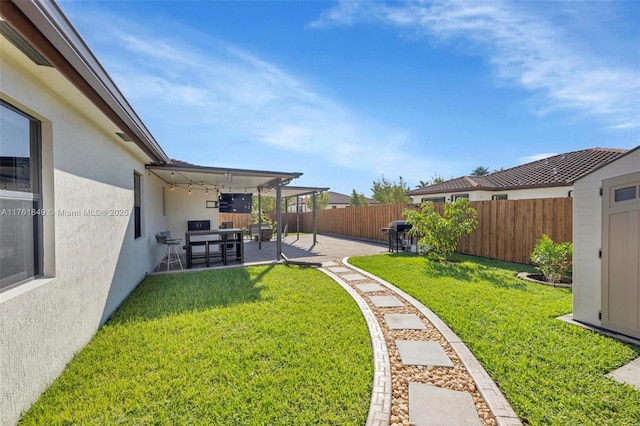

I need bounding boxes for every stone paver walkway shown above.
[319,258,522,426]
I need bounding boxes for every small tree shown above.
[349,189,369,206]
[403,198,478,261]
[305,191,330,210]
[251,196,275,228]
[530,234,572,283]
[371,175,410,204]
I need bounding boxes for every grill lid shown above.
[388,220,412,232]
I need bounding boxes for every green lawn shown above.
[20,265,373,425]
[349,253,640,426]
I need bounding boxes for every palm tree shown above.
[415,180,430,188]
[471,166,490,176]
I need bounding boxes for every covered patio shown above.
[146,162,344,271]
[150,234,388,273]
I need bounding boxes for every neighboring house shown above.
[287,191,377,212]
[408,148,628,203]
[0,2,300,425]
[572,146,640,340]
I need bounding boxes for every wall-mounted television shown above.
[219,193,252,213]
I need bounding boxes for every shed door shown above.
[602,172,640,339]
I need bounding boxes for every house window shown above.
[452,194,469,200]
[421,197,446,203]
[332,205,337,209]
[492,194,508,200]
[0,100,42,291]
[133,172,142,238]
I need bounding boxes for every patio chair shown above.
[155,232,183,271]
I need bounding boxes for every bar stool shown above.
[206,237,227,266]
[155,232,183,271]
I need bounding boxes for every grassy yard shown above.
[349,253,640,426]
[20,265,373,425]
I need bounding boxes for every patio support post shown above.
[312,192,318,245]
[296,196,300,240]
[276,179,282,261]
[258,188,262,250]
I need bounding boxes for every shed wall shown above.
[573,149,640,326]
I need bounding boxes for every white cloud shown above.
[519,153,558,164]
[311,0,640,129]
[69,8,437,181]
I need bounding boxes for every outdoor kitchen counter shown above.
[185,228,244,268]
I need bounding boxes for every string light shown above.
[205,188,209,195]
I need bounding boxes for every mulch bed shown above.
[516,272,572,288]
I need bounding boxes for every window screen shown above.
[0,101,42,291]
[134,172,141,238]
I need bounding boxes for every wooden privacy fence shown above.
[218,213,252,229]
[457,198,572,264]
[277,198,573,265]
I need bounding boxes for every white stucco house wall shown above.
[408,148,629,204]
[572,146,640,339]
[1,4,171,424]
[0,2,301,424]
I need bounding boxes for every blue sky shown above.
[60,1,639,196]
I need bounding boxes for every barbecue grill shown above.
[381,220,413,252]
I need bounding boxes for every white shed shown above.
[572,146,640,339]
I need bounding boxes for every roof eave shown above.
[5,0,169,163]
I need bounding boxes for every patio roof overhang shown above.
[279,186,330,199]
[145,163,303,194]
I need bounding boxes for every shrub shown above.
[251,211,274,229]
[530,234,573,283]
[403,198,478,261]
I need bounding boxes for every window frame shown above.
[133,171,142,239]
[0,100,43,291]
[421,196,446,203]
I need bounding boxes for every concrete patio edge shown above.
[344,257,523,426]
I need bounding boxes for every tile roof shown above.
[289,191,378,205]
[408,147,628,196]
[328,191,378,205]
